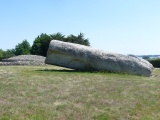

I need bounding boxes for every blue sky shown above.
[0,0,160,55]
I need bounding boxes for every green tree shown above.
[65,33,90,46]
[31,32,90,56]
[50,32,65,41]
[3,49,15,59]
[0,49,3,61]
[31,33,65,56]
[15,40,31,55]
[31,33,51,56]
[0,49,16,60]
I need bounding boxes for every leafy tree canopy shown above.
[1,33,90,58]
[65,33,90,46]
[15,40,31,55]
[0,49,3,60]
[0,49,16,60]
[31,32,90,57]
[31,33,51,56]
[3,49,15,59]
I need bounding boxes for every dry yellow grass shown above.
[0,66,160,120]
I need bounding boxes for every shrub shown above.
[148,59,160,68]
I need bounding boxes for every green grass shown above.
[0,65,160,120]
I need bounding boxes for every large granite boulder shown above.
[45,40,153,76]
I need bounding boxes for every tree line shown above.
[0,32,90,60]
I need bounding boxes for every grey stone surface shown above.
[45,40,153,76]
[0,55,46,66]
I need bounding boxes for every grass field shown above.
[0,65,160,120]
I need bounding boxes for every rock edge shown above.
[45,40,153,76]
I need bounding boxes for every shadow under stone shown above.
[36,68,115,74]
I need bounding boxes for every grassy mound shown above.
[0,55,46,66]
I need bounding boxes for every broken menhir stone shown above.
[45,40,153,76]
